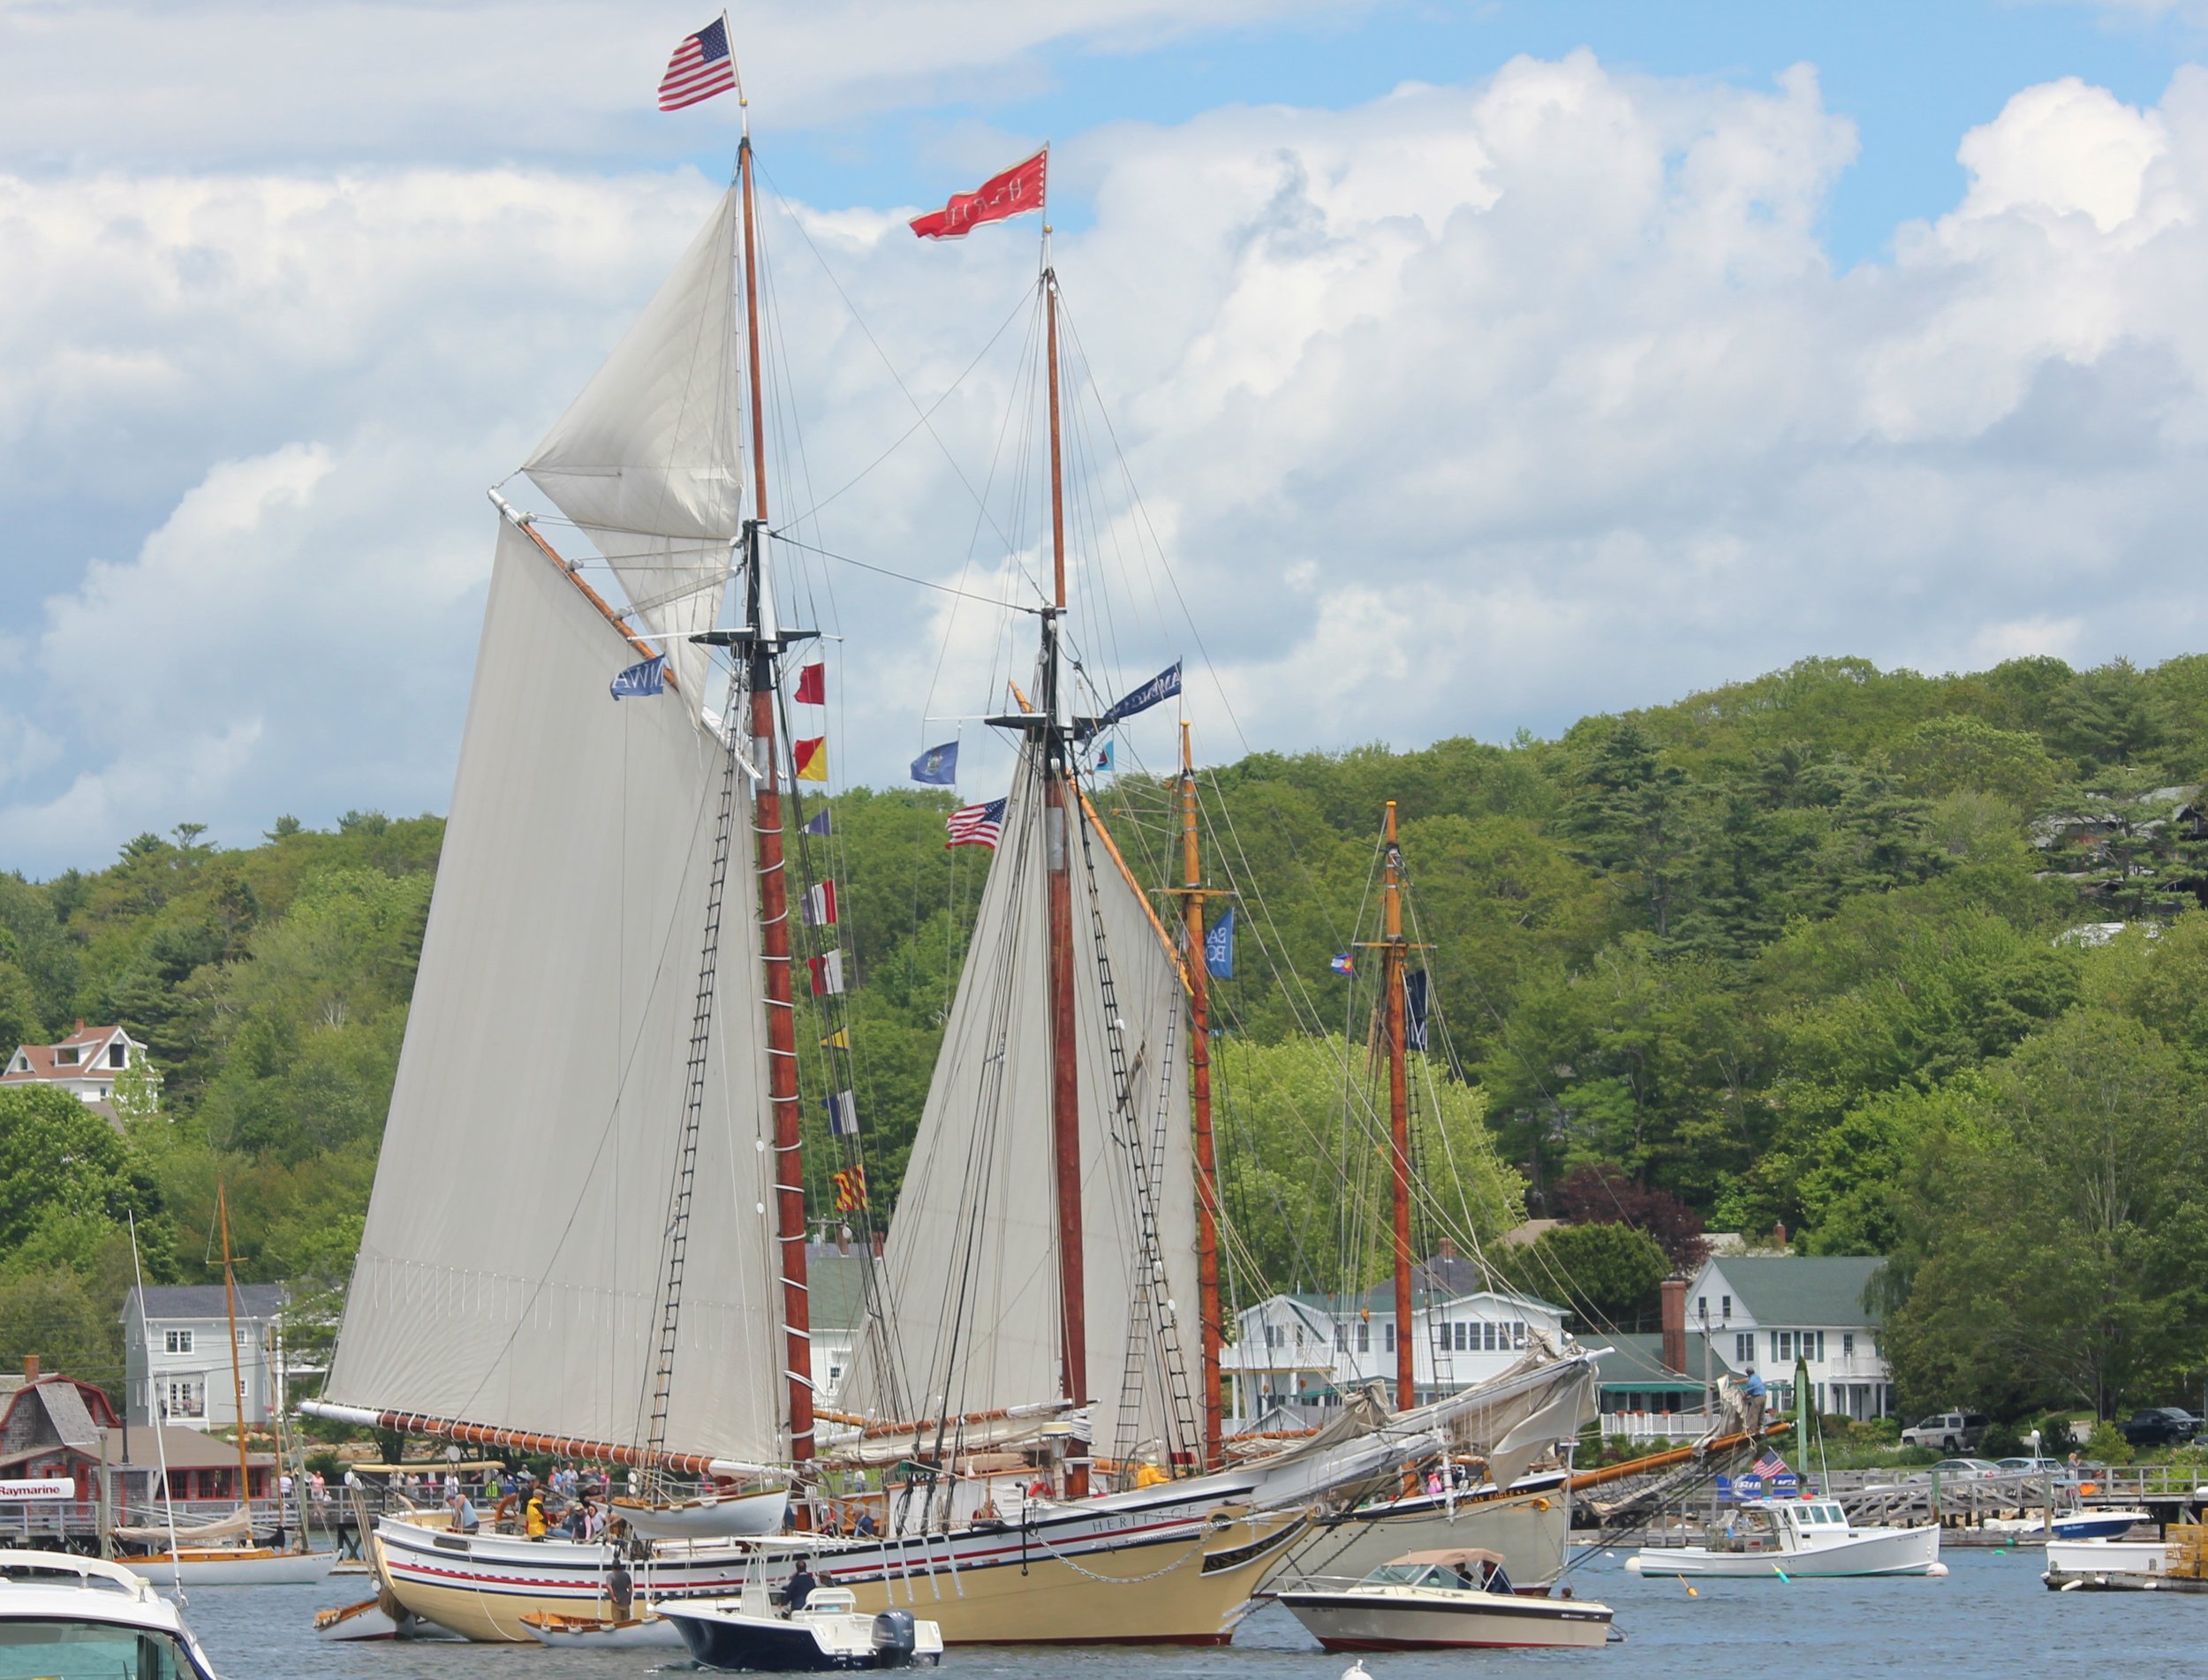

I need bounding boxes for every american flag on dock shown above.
[945,798,1006,850]
[659,17,736,111]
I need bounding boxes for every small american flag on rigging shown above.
[945,798,1006,850]
[659,17,736,111]
[1752,1448,1789,1480]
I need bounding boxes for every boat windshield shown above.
[1802,1503,1848,1526]
[1361,1563,1452,1587]
[0,1620,200,1680]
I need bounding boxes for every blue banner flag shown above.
[1205,907,1236,979]
[911,741,959,784]
[1095,661,1182,731]
[823,1091,858,1138]
[1329,952,1355,977]
[802,808,832,837]
[1404,969,1431,1051]
[609,654,666,699]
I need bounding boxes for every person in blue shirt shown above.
[1741,1368,1767,1434]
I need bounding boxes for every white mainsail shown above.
[523,187,743,706]
[321,519,785,1465]
[839,741,1199,1459]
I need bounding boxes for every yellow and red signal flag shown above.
[833,1164,868,1212]
[794,662,826,704]
[793,736,828,782]
[910,148,1047,240]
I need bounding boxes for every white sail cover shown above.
[840,745,1199,1459]
[524,187,743,706]
[323,520,785,1464]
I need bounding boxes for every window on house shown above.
[1357,1322,1370,1353]
[165,1329,193,1355]
[1735,1333,1752,1366]
[1335,1325,1348,1353]
[164,1381,203,1419]
[1842,1332,1855,1357]
[57,1047,78,1066]
[1720,1294,1732,1319]
[1293,1324,1304,1350]
[1513,1322,1528,1349]
[1696,1295,1707,1320]
[109,1042,125,1068]
[1452,1322,1467,1351]
[1812,1331,1826,1362]
[1385,1322,1396,1353]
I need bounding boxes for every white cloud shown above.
[7,52,2208,872]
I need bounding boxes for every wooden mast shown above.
[1177,722,1224,1466]
[217,1185,256,1524]
[737,116,815,1499]
[1381,803,1415,1411]
[1041,251,1090,1498]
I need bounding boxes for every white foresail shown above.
[523,187,743,705]
[322,520,784,1465]
[839,745,1199,1459]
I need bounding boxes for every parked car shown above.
[2116,1408,2202,1449]
[1925,1457,2002,1479]
[1994,1457,2064,1476]
[1902,1411,1989,1451]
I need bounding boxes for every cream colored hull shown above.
[376,1502,1306,1645]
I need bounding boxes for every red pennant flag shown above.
[910,148,1047,240]
[794,662,826,704]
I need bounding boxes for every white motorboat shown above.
[662,1585,944,1671]
[1628,1497,1942,1578]
[1274,1548,1614,1651]
[0,1550,224,1676]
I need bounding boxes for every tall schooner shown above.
[302,68,1600,1644]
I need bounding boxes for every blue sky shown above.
[4,0,2207,874]
[708,1,2198,262]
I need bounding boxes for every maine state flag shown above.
[609,654,666,699]
[911,741,959,785]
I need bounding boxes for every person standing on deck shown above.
[1741,1369,1767,1434]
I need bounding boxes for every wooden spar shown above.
[300,1403,777,1480]
[489,494,681,690]
[1041,258,1089,1498]
[1565,1421,1793,1492]
[813,1401,1071,1441]
[217,1186,255,1517]
[739,132,815,1493]
[1177,723,1226,1468]
[1382,803,1414,1411]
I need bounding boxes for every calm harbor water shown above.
[178,1549,2197,1679]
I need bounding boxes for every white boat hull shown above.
[614,1488,790,1540]
[130,1549,342,1587]
[1264,1479,1570,1594]
[1278,1586,1612,1651]
[1630,1524,1940,1578]
[2045,1538,2170,1582]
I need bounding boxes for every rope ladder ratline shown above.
[643,661,747,1490]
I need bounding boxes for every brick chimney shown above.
[1773,1221,1788,1252]
[1660,1278,1687,1376]
[22,1354,38,1382]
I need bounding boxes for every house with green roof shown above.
[1686,1254,1894,1420]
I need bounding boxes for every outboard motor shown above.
[870,1609,919,1667]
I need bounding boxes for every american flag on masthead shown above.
[946,798,1007,851]
[659,17,736,111]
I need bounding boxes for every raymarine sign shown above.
[0,1479,75,1501]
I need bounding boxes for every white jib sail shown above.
[321,520,785,1466]
[840,743,1199,1459]
[523,187,743,706]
